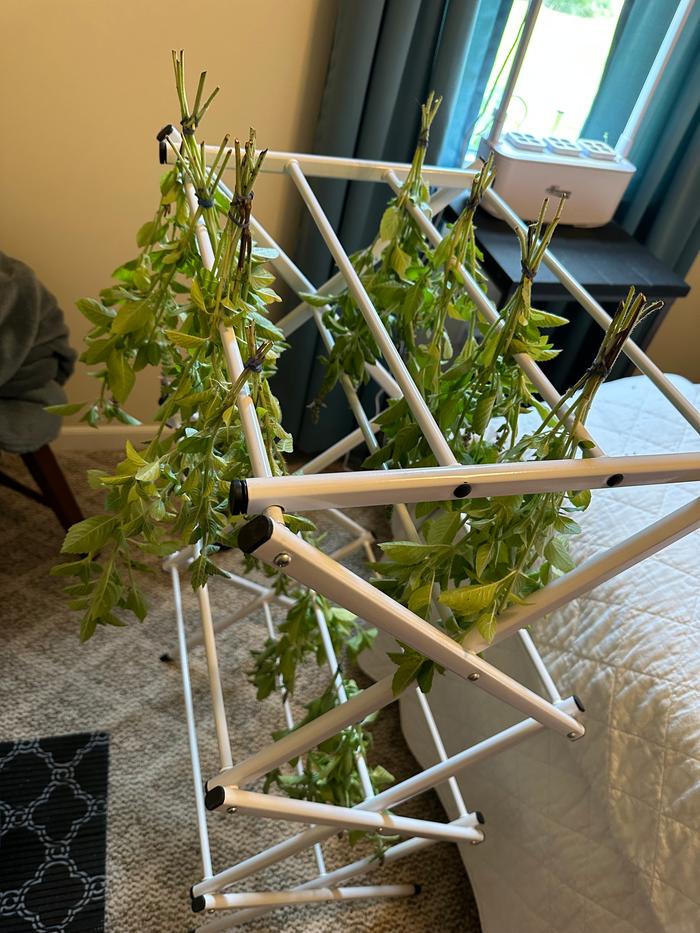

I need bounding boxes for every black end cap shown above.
[205,785,226,811]
[229,479,249,516]
[454,482,472,499]
[238,514,274,555]
[606,473,624,487]
[414,883,422,895]
[573,694,586,713]
[156,125,173,166]
[476,810,485,825]
[191,894,206,913]
[159,653,173,663]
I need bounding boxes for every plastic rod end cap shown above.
[204,785,226,811]
[229,479,249,515]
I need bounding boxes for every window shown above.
[465,0,626,155]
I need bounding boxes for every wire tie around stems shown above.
[520,261,535,280]
[196,192,214,209]
[228,191,253,228]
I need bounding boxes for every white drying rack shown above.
[158,127,700,929]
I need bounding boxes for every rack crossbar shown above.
[233,452,700,513]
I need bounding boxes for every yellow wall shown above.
[0,0,337,425]
[648,254,700,383]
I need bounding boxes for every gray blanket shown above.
[0,252,76,453]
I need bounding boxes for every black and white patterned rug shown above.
[0,732,109,932]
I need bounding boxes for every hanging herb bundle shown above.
[374,287,661,690]
[51,55,392,830]
[307,93,444,413]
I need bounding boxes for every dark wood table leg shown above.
[20,445,84,530]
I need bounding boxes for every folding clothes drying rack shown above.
[158,127,700,930]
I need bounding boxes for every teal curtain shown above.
[273,0,513,452]
[583,0,700,275]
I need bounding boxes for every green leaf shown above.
[391,652,424,696]
[379,206,401,241]
[298,291,333,308]
[544,536,575,573]
[135,460,161,482]
[61,515,117,554]
[471,392,496,436]
[136,220,156,247]
[407,582,434,616]
[126,586,148,622]
[125,439,146,465]
[112,300,152,335]
[43,402,85,416]
[439,579,504,614]
[106,350,135,403]
[391,245,412,282]
[190,279,207,311]
[164,329,207,349]
[76,297,116,326]
[379,541,448,565]
[568,488,591,510]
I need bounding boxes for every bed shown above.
[362,372,700,933]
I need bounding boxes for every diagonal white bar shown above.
[193,697,580,899]
[209,786,482,843]
[463,494,700,653]
[286,159,459,468]
[239,516,584,738]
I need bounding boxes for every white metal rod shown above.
[276,267,347,339]
[221,571,295,608]
[194,574,233,770]
[261,602,327,879]
[185,591,271,651]
[328,535,372,562]
[326,507,373,537]
[208,675,396,790]
[384,170,604,456]
[616,0,696,159]
[464,495,700,653]
[199,884,416,912]
[487,0,544,146]
[194,700,577,898]
[414,687,468,819]
[198,824,465,930]
[213,786,482,843]
[297,424,379,475]
[171,567,213,878]
[482,186,700,436]
[169,136,478,187]
[286,159,459,468]
[311,602,375,799]
[517,629,562,703]
[243,519,584,738]
[235,452,700,513]
[247,212,401,400]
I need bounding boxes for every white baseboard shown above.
[54,424,159,451]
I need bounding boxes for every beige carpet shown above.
[0,449,481,932]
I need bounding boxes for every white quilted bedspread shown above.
[363,374,700,933]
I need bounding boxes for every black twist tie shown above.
[197,196,214,209]
[585,360,610,380]
[181,115,199,137]
[521,261,535,280]
[244,356,264,374]
[418,131,430,147]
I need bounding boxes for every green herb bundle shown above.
[53,55,392,830]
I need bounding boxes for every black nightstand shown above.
[473,208,690,390]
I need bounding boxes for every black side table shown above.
[473,208,690,390]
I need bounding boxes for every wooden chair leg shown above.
[20,445,84,531]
